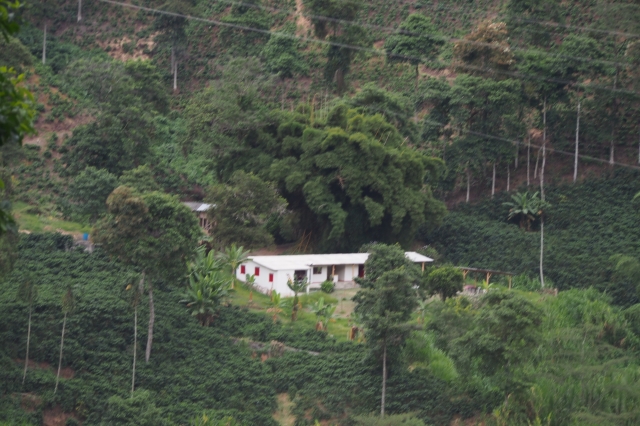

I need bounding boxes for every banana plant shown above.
[266,291,286,323]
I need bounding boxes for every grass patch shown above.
[230,283,354,342]
[13,202,91,234]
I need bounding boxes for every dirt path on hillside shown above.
[295,0,312,35]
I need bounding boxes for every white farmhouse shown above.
[236,252,433,297]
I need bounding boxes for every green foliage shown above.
[353,413,427,425]
[424,266,463,301]
[93,186,201,281]
[0,36,32,71]
[261,24,308,79]
[426,171,640,306]
[118,165,161,193]
[320,280,334,294]
[503,191,543,230]
[385,14,443,69]
[207,171,286,249]
[67,167,117,222]
[100,390,167,426]
[229,105,446,251]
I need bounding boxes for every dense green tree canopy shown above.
[425,266,464,301]
[206,170,286,249]
[385,14,443,77]
[67,166,118,222]
[260,106,446,251]
[93,186,201,280]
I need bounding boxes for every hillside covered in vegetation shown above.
[2,0,640,424]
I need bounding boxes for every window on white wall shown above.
[313,267,322,274]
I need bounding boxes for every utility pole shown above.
[78,0,82,22]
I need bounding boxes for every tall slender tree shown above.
[17,275,37,385]
[94,186,200,362]
[128,273,144,397]
[54,286,75,394]
[353,244,420,417]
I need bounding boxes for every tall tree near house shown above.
[54,286,75,394]
[353,244,421,417]
[93,186,200,362]
[17,275,37,385]
[384,14,444,92]
[207,172,286,250]
[217,244,250,289]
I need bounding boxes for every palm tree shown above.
[503,191,542,231]
[181,271,232,326]
[54,286,75,394]
[287,277,308,321]
[17,275,37,385]
[217,244,250,289]
[266,291,286,323]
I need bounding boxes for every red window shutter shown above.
[240,265,245,274]
[255,267,260,276]
[269,273,274,282]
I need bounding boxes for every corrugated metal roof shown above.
[249,252,432,271]
[183,202,213,212]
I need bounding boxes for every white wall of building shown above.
[236,261,300,297]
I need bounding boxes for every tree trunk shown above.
[131,303,137,397]
[54,312,67,394]
[527,136,530,187]
[610,70,618,166]
[540,216,545,289]
[171,46,175,74]
[541,98,546,201]
[42,25,46,65]
[574,99,580,183]
[77,0,82,22]
[507,165,510,192]
[173,61,178,92]
[491,162,496,198]
[466,168,470,203]
[534,148,540,179]
[145,275,154,363]
[22,306,32,385]
[515,142,519,169]
[381,341,387,418]
[539,99,547,289]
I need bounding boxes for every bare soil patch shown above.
[43,405,79,426]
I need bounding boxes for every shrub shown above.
[320,280,335,294]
